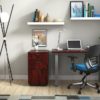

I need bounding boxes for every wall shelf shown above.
[70,17,100,20]
[27,22,64,26]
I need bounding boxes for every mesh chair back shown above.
[87,45,100,57]
[85,45,100,72]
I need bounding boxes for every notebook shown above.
[67,40,82,50]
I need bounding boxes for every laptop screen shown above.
[67,40,82,50]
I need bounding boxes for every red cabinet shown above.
[28,50,49,86]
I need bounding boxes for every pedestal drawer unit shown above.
[28,50,49,86]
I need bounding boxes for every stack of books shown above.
[84,2,100,17]
[32,9,50,22]
[84,2,94,17]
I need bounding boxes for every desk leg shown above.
[99,56,100,82]
[55,54,59,86]
[99,72,100,82]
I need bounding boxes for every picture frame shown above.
[32,29,47,47]
[70,1,84,17]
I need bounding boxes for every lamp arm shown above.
[57,31,61,48]
[5,4,14,36]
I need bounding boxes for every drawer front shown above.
[28,61,48,71]
[28,69,48,86]
[28,52,48,61]
[28,52,48,69]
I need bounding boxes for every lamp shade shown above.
[0,12,9,23]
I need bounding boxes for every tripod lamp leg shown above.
[4,41,13,84]
[0,41,4,56]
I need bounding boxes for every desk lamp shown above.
[57,31,62,50]
[0,4,14,84]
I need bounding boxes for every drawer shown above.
[28,69,48,86]
[28,52,48,61]
[28,61,48,70]
[28,53,48,65]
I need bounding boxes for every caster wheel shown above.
[67,85,71,89]
[97,89,100,93]
[78,91,81,94]
[67,84,72,89]
[95,83,99,89]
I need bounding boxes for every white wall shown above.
[0,0,100,80]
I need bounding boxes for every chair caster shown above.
[95,83,99,89]
[78,90,81,94]
[67,84,72,89]
[97,89,100,93]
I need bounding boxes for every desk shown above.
[52,49,87,86]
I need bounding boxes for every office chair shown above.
[67,45,100,94]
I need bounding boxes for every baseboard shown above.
[49,75,98,80]
[0,75,98,80]
[0,75,28,80]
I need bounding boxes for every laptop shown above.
[67,40,82,50]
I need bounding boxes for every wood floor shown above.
[0,80,100,96]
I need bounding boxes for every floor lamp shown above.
[0,4,14,84]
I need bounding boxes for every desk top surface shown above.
[52,49,87,53]
[29,50,49,53]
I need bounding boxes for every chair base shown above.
[67,79,100,94]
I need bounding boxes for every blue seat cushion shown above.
[75,64,98,72]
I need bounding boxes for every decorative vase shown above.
[35,45,38,50]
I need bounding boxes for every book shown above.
[83,2,95,17]
[84,5,86,17]
[87,4,94,17]
[84,2,88,17]
[91,6,94,17]
[88,3,91,17]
